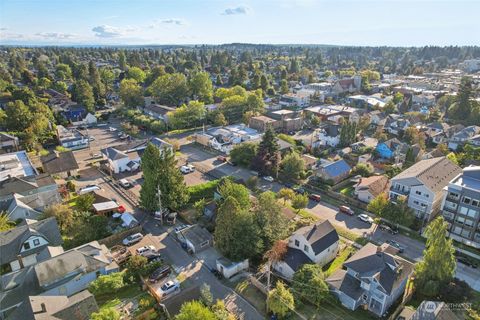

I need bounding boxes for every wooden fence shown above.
[98,225,143,248]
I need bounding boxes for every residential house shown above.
[384,116,410,136]
[301,154,318,170]
[0,194,42,221]
[389,157,462,221]
[56,125,89,150]
[375,138,409,161]
[0,217,63,273]
[274,221,339,279]
[399,300,460,320]
[0,133,19,154]
[332,76,362,95]
[440,166,480,249]
[354,175,390,203]
[316,159,352,184]
[142,104,176,122]
[351,137,378,153]
[279,92,310,108]
[327,243,414,317]
[6,290,99,320]
[348,94,388,109]
[61,105,86,123]
[248,115,281,132]
[423,122,451,145]
[0,174,61,214]
[195,124,261,154]
[448,126,480,150]
[315,124,341,148]
[177,225,213,254]
[40,151,79,178]
[0,150,37,182]
[0,241,118,317]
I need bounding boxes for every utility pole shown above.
[157,184,163,225]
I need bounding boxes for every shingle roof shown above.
[391,157,461,194]
[41,151,79,175]
[283,247,313,272]
[0,217,63,265]
[356,175,390,198]
[101,147,128,160]
[326,269,363,300]
[0,174,56,197]
[297,220,339,255]
[322,159,351,178]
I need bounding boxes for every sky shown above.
[0,0,479,46]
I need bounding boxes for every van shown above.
[119,179,131,188]
[78,185,101,195]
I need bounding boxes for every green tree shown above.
[42,204,74,233]
[175,301,216,320]
[277,188,295,204]
[72,80,95,113]
[229,142,257,167]
[267,281,294,318]
[89,272,125,296]
[126,66,146,83]
[292,264,328,307]
[200,283,213,307]
[245,90,265,114]
[55,63,72,80]
[339,121,357,147]
[383,100,396,114]
[352,163,372,177]
[91,307,120,320]
[150,73,189,106]
[254,191,289,249]
[393,92,404,104]
[215,196,262,260]
[0,212,14,232]
[292,193,308,213]
[213,112,228,126]
[118,51,127,70]
[140,143,162,211]
[168,100,206,129]
[217,179,250,210]
[189,71,213,104]
[252,126,281,177]
[415,217,456,297]
[124,255,148,283]
[76,193,95,212]
[280,79,289,94]
[280,152,305,182]
[367,193,389,216]
[119,79,144,108]
[450,76,474,120]
[4,100,33,131]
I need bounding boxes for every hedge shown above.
[187,179,220,203]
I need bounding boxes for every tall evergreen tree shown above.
[252,126,281,177]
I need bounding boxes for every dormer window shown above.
[304,245,309,253]
[23,242,31,250]
[295,240,300,247]
[33,239,40,246]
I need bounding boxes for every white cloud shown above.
[0,27,8,31]
[222,5,251,15]
[149,18,188,28]
[92,25,123,38]
[35,32,76,40]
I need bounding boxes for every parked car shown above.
[284,182,294,189]
[89,136,95,141]
[263,176,274,182]
[180,165,195,174]
[119,179,131,188]
[457,256,478,268]
[122,233,144,246]
[309,194,321,202]
[293,186,305,194]
[159,280,180,297]
[109,127,117,132]
[136,245,156,256]
[78,185,101,195]
[149,265,171,283]
[174,224,191,235]
[339,205,354,216]
[117,205,126,213]
[386,240,404,253]
[217,155,227,162]
[358,214,374,224]
[379,224,398,235]
[92,153,102,159]
[143,252,162,263]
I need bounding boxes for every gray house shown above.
[178,225,213,253]
[327,243,414,317]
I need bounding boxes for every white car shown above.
[358,214,374,224]
[136,245,156,256]
[78,185,101,195]
[122,233,144,246]
[109,127,117,132]
[159,280,180,297]
[263,176,274,182]
[180,165,195,174]
[119,179,131,188]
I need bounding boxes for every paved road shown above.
[141,218,263,320]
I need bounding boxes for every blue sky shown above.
[0,0,479,46]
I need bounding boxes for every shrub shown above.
[89,272,125,296]
[66,180,76,192]
[187,180,220,203]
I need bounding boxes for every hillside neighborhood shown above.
[0,45,480,320]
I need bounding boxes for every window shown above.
[425,194,429,198]
[449,192,459,198]
[413,200,419,205]
[33,239,40,246]
[453,226,462,235]
[472,200,479,207]
[304,245,309,252]
[295,240,300,247]
[23,242,30,250]
[461,229,471,238]
[421,203,427,208]
[200,241,209,247]
[415,191,421,195]
[463,197,472,204]
[456,216,465,224]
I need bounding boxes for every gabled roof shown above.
[101,147,128,160]
[41,151,79,174]
[326,269,363,300]
[296,220,339,255]
[0,217,63,265]
[391,157,461,194]
[356,175,390,198]
[321,159,351,178]
[283,247,313,272]
[0,174,56,197]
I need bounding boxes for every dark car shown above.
[457,257,478,268]
[339,205,354,216]
[386,240,404,253]
[217,156,227,162]
[309,194,321,202]
[284,182,294,189]
[293,186,306,194]
[144,253,163,263]
[379,224,398,235]
[149,265,171,283]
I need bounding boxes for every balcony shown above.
[390,186,409,196]
[443,206,457,214]
[446,195,460,202]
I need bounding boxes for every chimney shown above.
[33,303,47,314]
[376,246,383,256]
[54,150,60,158]
[17,254,24,269]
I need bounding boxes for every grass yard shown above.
[339,184,355,197]
[336,226,369,246]
[95,284,144,311]
[234,280,267,316]
[296,296,375,320]
[323,246,355,277]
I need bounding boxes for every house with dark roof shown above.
[315,159,352,183]
[326,243,414,317]
[0,133,19,155]
[390,156,462,222]
[354,175,390,203]
[177,225,213,254]
[274,220,339,279]
[6,289,99,320]
[448,125,480,151]
[315,124,341,147]
[0,217,63,273]
[0,194,42,221]
[40,151,79,178]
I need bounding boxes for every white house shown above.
[354,175,390,203]
[274,221,339,279]
[314,124,341,148]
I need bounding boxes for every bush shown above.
[187,179,221,203]
[439,279,473,303]
[277,133,296,145]
[66,180,76,192]
[89,272,125,296]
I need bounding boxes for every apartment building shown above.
[389,157,461,222]
[441,166,480,249]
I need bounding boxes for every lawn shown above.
[323,246,355,277]
[234,280,267,316]
[335,226,369,246]
[95,284,144,311]
[339,184,355,197]
[296,295,375,320]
